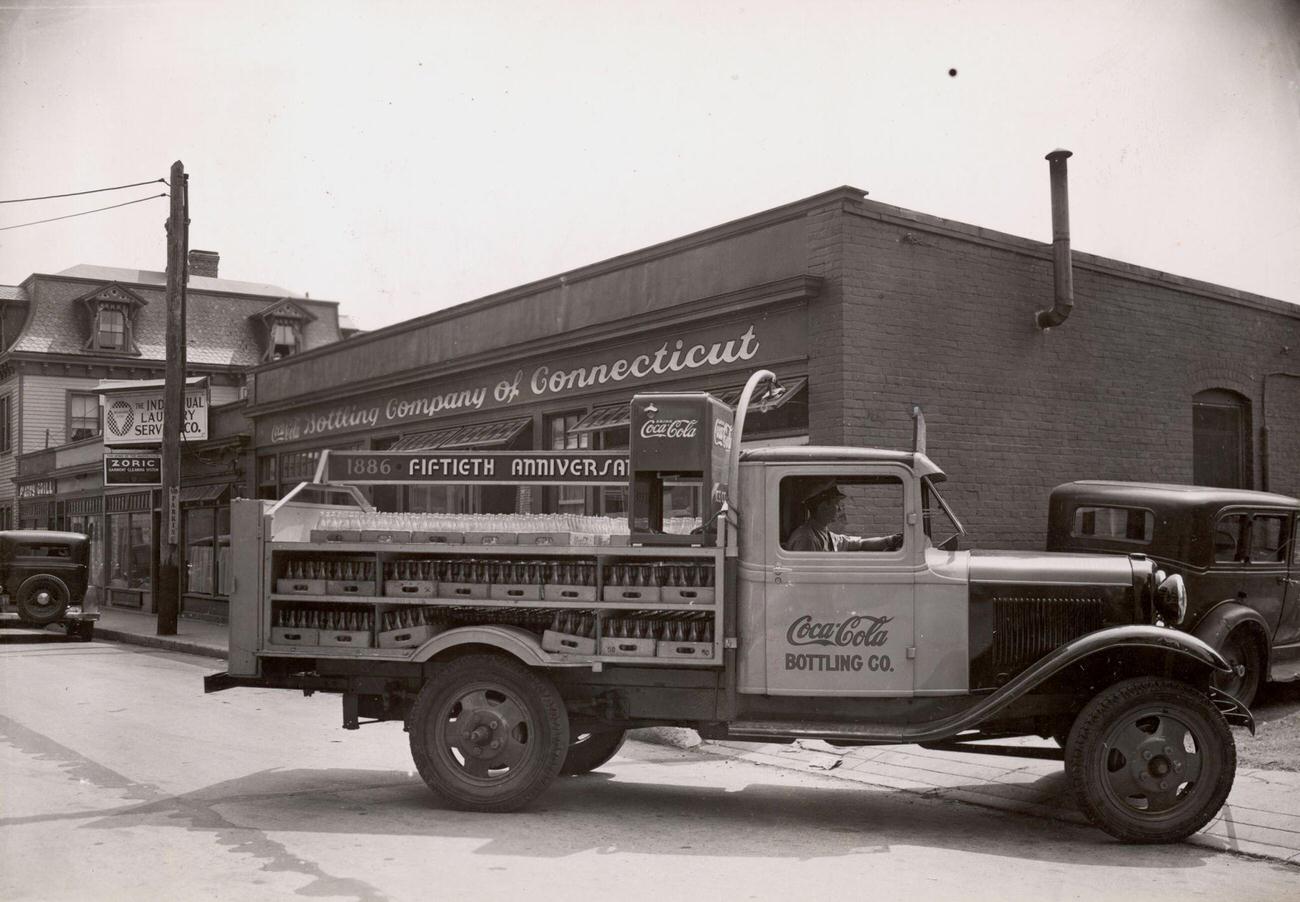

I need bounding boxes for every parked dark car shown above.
[1048,482,1300,705]
[0,530,96,640]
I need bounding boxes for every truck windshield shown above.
[921,477,965,549]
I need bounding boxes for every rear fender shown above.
[409,624,586,668]
[1191,600,1271,669]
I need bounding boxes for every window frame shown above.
[67,390,102,442]
[0,394,9,453]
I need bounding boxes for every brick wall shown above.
[822,200,1300,551]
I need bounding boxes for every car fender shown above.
[409,624,588,668]
[1191,600,1271,668]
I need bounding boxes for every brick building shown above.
[244,185,1300,555]
[0,252,352,616]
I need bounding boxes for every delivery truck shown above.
[206,370,1253,843]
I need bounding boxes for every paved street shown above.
[3,639,1299,902]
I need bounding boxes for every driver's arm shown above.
[838,532,904,552]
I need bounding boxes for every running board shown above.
[919,741,1064,761]
[723,721,908,744]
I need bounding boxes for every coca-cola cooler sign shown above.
[630,393,734,475]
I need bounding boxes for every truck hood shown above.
[968,550,1136,587]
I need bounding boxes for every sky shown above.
[1,0,1297,332]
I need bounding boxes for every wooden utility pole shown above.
[158,160,188,636]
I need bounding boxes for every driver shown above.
[787,481,904,552]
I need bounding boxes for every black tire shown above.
[16,575,70,626]
[560,729,628,776]
[1065,677,1236,844]
[408,654,568,812]
[1211,629,1262,708]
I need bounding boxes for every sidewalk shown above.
[90,612,1300,865]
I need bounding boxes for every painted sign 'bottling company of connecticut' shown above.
[261,312,802,446]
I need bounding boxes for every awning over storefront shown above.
[568,377,807,434]
[569,403,632,434]
[179,483,232,505]
[389,417,532,452]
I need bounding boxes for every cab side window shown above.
[779,474,904,553]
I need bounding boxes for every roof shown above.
[57,264,306,299]
[741,446,946,480]
[6,269,343,366]
[0,285,26,301]
[1051,480,1300,510]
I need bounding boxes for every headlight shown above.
[1153,570,1187,625]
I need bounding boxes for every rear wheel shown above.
[1066,677,1235,844]
[1211,628,1262,707]
[408,655,568,812]
[560,729,628,776]
[16,575,70,626]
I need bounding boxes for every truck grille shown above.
[990,594,1103,675]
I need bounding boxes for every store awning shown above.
[567,377,807,435]
[179,483,231,505]
[712,376,807,412]
[569,403,631,434]
[388,426,461,452]
[389,417,531,452]
[439,417,531,449]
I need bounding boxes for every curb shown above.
[96,628,229,661]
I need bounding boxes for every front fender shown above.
[409,624,588,668]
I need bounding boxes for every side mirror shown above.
[938,535,960,552]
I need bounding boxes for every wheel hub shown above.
[460,716,506,760]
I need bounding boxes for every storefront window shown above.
[544,411,590,515]
[108,512,152,592]
[184,506,232,597]
[68,514,104,593]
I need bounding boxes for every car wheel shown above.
[408,654,568,812]
[560,729,628,776]
[1066,677,1235,844]
[16,575,70,626]
[1212,629,1262,707]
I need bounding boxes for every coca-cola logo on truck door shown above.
[784,614,895,674]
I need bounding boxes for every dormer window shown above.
[78,284,145,355]
[98,306,127,349]
[271,319,298,359]
[252,299,315,363]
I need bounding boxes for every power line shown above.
[0,193,167,233]
[0,178,167,205]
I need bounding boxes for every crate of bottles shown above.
[599,617,659,656]
[464,532,518,546]
[410,530,463,545]
[541,613,597,656]
[383,560,438,598]
[276,577,327,596]
[518,532,570,547]
[439,560,490,599]
[270,626,320,646]
[309,528,361,543]
[541,561,598,602]
[601,563,661,603]
[361,529,412,544]
[325,560,377,597]
[654,617,715,659]
[658,562,716,604]
[376,608,444,648]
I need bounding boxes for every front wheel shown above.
[560,729,627,776]
[1066,677,1235,844]
[408,655,569,812]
